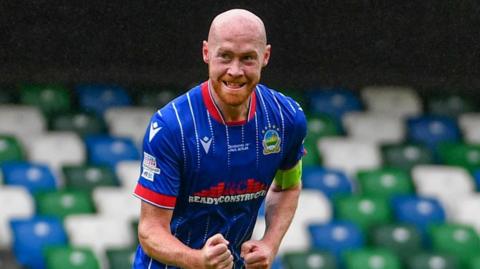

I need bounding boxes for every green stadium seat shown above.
[280,88,306,108]
[407,253,460,269]
[0,87,17,104]
[381,143,433,171]
[303,115,339,166]
[106,247,136,269]
[20,84,71,116]
[470,256,480,269]
[35,190,95,218]
[356,168,414,199]
[438,142,480,172]
[0,135,24,165]
[334,195,391,231]
[427,93,477,118]
[45,246,100,269]
[62,165,119,192]
[131,219,139,244]
[132,86,179,108]
[368,224,422,261]
[282,249,337,269]
[428,223,480,267]
[343,248,401,269]
[50,111,106,137]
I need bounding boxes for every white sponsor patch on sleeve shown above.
[141,169,155,181]
[142,152,161,175]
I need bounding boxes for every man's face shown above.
[203,24,271,107]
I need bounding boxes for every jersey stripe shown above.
[134,184,176,208]
[256,86,271,127]
[187,92,200,169]
[272,91,285,158]
[172,102,187,171]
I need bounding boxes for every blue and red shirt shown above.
[133,82,306,268]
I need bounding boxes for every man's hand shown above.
[240,240,275,269]
[201,233,234,269]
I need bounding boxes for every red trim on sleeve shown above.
[134,184,177,208]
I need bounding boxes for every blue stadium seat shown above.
[1,162,57,193]
[391,195,446,235]
[10,216,68,269]
[75,84,132,116]
[307,88,362,130]
[406,115,461,153]
[308,221,364,261]
[85,135,140,168]
[302,166,353,199]
[473,169,480,191]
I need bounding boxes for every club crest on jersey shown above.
[262,127,281,155]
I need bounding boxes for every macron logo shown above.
[149,122,162,142]
[200,136,212,154]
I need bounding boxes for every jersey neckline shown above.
[201,81,257,126]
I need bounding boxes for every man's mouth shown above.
[223,81,246,89]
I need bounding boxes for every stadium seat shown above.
[407,253,460,269]
[412,165,475,218]
[93,187,140,222]
[406,115,461,153]
[0,105,46,148]
[1,162,57,193]
[333,195,391,231]
[308,221,364,260]
[318,138,381,176]
[106,247,136,269]
[45,246,100,269]
[470,256,480,269]
[0,87,17,104]
[282,249,337,269]
[64,215,135,263]
[0,186,34,248]
[368,223,422,260]
[27,132,86,175]
[437,142,480,172]
[360,86,421,117]
[307,88,362,128]
[0,135,24,165]
[426,93,477,118]
[75,84,132,116]
[115,160,141,191]
[390,195,446,234]
[303,114,340,166]
[356,167,414,199]
[20,84,71,116]
[428,223,480,267]
[253,190,332,254]
[302,166,353,199]
[459,113,480,143]
[85,135,140,168]
[452,194,480,233]
[342,112,405,144]
[10,216,68,269]
[343,248,401,269]
[35,189,95,219]
[50,111,107,137]
[104,107,154,145]
[380,143,433,171]
[62,164,119,192]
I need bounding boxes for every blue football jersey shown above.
[133,82,306,269]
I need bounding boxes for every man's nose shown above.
[227,60,243,77]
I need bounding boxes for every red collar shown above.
[201,81,257,126]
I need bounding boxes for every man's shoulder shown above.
[256,84,304,118]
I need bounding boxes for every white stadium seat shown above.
[115,160,141,191]
[104,107,154,145]
[459,113,480,143]
[342,111,405,144]
[93,187,140,221]
[0,105,46,149]
[0,186,34,248]
[361,86,422,117]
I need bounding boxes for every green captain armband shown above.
[274,160,302,189]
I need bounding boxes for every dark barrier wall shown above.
[1,1,479,90]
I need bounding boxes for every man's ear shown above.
[262,44,271,67]
[202,40,209,64]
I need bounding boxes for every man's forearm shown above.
[261,182,301,253]
[139,222,202,269]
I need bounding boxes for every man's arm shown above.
[138,201,233,269]
[241,162,302,268]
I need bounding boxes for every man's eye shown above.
[220,54,231,60]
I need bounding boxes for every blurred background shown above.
[1,1,480,269]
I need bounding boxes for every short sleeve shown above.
[133,111,181,209]
[280,101,307,170]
